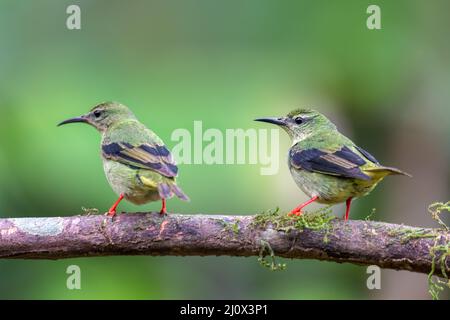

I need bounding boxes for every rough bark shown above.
[0,212,448,276]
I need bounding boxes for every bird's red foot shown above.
[106,209,116,217]
[343,197,353,221]
[106,194,124,218]
[159,199,167,215]
[288,196,319,217]
[288,209,303,216]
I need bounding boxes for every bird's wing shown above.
[290,145,371,180]
[355,145,380,164]
[102,142,178,178]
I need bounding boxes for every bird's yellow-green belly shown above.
[103,159,161,204]
[290,168,381,204]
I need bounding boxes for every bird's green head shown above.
[255,108,336,143]
[58,101,136,132]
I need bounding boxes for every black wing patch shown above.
[290,146,370,180]
[102,142,178,178]
[355,145,379,164]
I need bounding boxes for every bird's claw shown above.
[105,211,116,217]
[288,210,302,217]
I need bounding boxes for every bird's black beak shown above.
[57,116,88,126]
[254,117,287,126]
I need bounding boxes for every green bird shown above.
[255,109,411,220]
[58,101,189,216]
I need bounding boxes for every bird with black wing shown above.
[255,109,410,220]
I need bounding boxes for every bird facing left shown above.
[58,101,189,217]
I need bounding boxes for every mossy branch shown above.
[0,210,449,277]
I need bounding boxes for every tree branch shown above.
[0,212,448,276]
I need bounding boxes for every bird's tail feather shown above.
[157,182,190,201]
[171,184,190,201]
[365,166,412,177]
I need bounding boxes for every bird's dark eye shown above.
[93,110,102,118]
[294,116,304,124]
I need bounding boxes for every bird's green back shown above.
[102,119,164,147]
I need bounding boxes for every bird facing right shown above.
[255,109,411,220]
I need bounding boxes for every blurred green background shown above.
[0,0,449,299]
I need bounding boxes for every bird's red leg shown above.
[107,194,124,217]
[344,197,353,221]
[289,196,319,216]
[160,198,167,215]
